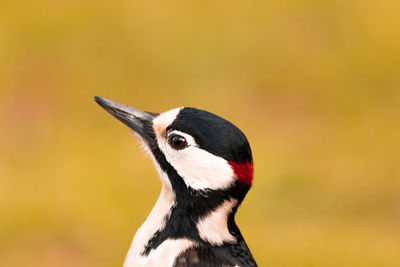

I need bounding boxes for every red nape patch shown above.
[229,161,254,186]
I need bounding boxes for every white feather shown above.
[197,198,238,245]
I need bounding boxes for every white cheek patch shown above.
[156,130,235,191]
[197,198,238,245]
[163,143,234,190]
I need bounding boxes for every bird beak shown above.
[94,96,156,140]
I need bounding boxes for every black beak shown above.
[94,96,156,139]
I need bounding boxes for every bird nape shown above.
[94,96,257,267]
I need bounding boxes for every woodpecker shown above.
[94,96,257,267]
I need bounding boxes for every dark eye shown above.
[168,135,187,150]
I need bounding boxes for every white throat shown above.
[123,184,182,267]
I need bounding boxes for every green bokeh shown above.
[1,1,399,266]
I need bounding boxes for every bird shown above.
[94,96,257,267]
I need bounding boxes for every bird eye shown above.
[168,135,187,150]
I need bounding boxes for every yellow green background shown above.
[1,1,399,266]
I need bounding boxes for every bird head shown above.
[95,96,253,205]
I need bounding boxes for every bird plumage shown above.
[95,97,257,267]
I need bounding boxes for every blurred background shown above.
[1,0,399,266]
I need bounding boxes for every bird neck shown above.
[126,179,248,259]
[138,186,242,256]
[125,185,175,259]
